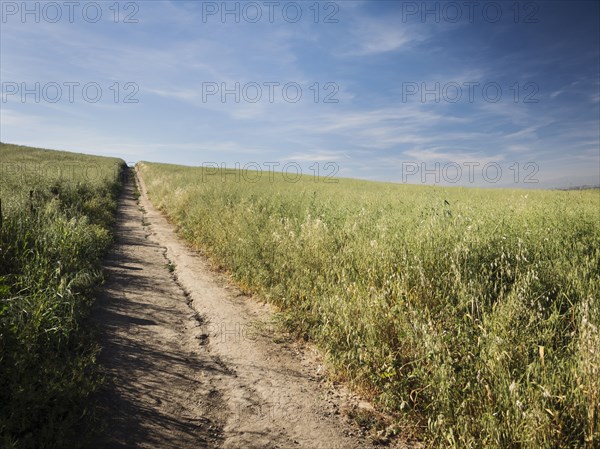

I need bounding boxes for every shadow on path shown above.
[92,176,227,449]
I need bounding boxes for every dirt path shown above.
[94,171,384,448]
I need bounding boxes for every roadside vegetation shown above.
[139,161,599,448]
[0,143,125,449]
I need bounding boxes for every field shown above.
[0,143,125,448]
[139,161,599,448]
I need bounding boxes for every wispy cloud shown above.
[348,22,419,56]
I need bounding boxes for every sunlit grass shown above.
[140,161,599,448]
[0,143,125,449]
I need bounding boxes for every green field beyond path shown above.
[139,161,599,448]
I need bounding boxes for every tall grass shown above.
[139,161,599,448]
[0,143,125,449]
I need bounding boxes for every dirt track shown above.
[93,171,384,448]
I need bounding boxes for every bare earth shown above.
[93,171,388,448]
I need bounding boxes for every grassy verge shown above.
[139,161,599,448]
[0,143,125,449]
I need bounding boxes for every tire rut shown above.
[94,175,227,449]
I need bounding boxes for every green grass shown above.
[139,161,599,448]
[0,143,125,449]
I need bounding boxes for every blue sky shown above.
[1,0,599,188]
